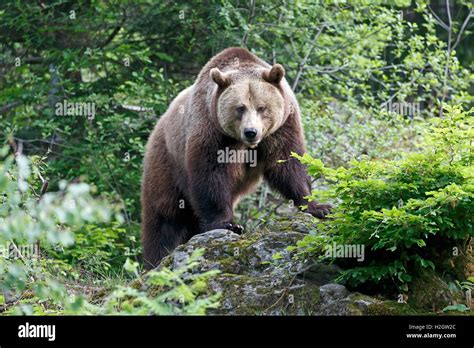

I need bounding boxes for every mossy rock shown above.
[362,299,420,315]
[210,274,322,315]
[146,223,470,316]
[408,269,464,311]
[152,229,404,315]
[263,212,320,234]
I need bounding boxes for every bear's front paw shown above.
[307,203,332,219]
[223,222,244,235]
[204,222,245,234]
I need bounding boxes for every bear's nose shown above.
[244,128,258,139]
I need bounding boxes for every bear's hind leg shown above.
[142,211,189,269]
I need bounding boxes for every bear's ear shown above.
[263,64,285,84]
[210,68,230,88]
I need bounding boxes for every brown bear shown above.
[141,47,330,269]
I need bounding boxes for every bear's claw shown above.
[308,203,332,219]
[223,222,244,235]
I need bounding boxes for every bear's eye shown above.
[257,106,266,113]
[236,105,246,114]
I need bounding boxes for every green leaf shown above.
[442,304,469,313]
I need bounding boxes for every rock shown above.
[408,269,464,311]
[318,283,352,316]
[316,284,390,316]
[320,283,350,300]
[297,262,342,285]
[156,225,415,315]
[264,212,319,234]
[164,229,241,271]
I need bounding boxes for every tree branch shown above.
[440,0,453,117]
[241,0,257,46]
[451,9,474,51]
[428,5,449,31]
[292,24,326,91]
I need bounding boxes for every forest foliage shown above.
[293,105,473,296]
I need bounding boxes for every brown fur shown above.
[141,47,330,269]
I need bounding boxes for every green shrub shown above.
[46,222,139,278]
[95,250,220,315]
[0,146,219,315]
[0,145,115,313]
[293,105,473,293]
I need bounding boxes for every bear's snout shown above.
[241,127,261,148]
[244,128,258,140]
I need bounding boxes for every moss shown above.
[129,278,142,290]
[229,237,257,248]
[363,300,421,315]
[211,272,322,315]
[288,286,322,315]
[203,237,254,260]
[158,255,173,269]
[263,212,319,234]
[147,285,166,298]
[220,272,240,277]
[408,269,463,311]
[88,286,115,303]
[209,233,300,274]
[214,256,242,274]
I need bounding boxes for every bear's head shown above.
[210,64,287,148]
